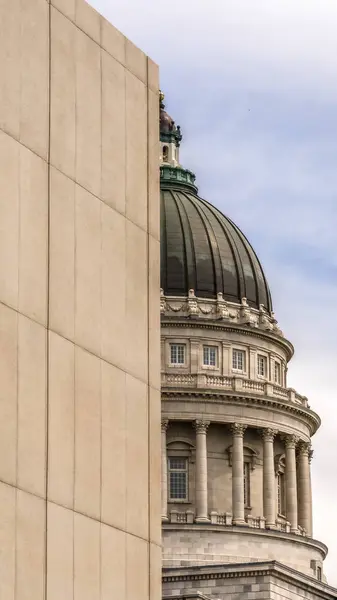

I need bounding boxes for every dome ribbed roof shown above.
[160,180,272,313]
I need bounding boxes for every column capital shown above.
[161,419,169,432]
[309,448,314,463]
[230,423,247,437]
[194,420,210,434]
[297,441,311,457]
[282,434,299,449]
[261,427,278,442]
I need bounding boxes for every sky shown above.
[90,0,337,585]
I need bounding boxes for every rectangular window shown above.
[277,473,285,515]
[168,457,188,500]
[232,349,245,372]
[274,361,281,384]
[170,344,185,365]
[244,462,250,507]
[203,345,217,366]
[317,566,322,581]
[257,354,267,377]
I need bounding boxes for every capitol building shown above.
[159,93,336,600]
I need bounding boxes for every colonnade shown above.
[161,420,313,536]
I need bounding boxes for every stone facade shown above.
[0,1,161,599]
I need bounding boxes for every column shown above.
[262,428,277,528]
[231,423,247,525]
[308,448,314,536]
[161,419,169,521]
[284,434,299,532]
[194,420,210,522]
[297,441,311,536]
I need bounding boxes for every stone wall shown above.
[0,1,161,599]
[163,528,325,578]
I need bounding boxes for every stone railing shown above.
[167,510,307,536]
[162,373,308,407]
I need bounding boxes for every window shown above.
[163,145,169,162]
[203,345,217,366]
[244,462,251,507]
[170,344,185,365]
[317,566,322,581]
[232,349,245,372]
[274,361,281,384]
[257,354,267,377]
[277,473,286,515]
[168,457,188,500]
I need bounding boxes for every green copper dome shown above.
[159,94,273,313]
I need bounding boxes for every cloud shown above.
[91,0,337,585]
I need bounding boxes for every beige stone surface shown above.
[0,482,15,600]
[126,70,148,231]
[126,219,148,381]
[20,0,49,159]
[48,332,75,508]
[101,18,126,64]
[126,534,149,600]
[19,144,48,325]
[0,4,160,600]
[126,38,147,84]
[75,0,100,43]
[126,374,149,539]
[75,184,101,356]
[0,131,19,309]
[75,27,101,197]
[49,167,75,340]
[74,512,100,600]
[74,346,101,519]
[17,315,47,498]
[101,50,126,214]
[150,542,162,600]
[101,361,126,529]
[50,7,76,180]
[101,202,126,369]
[148,58,160,93]
[101,524,126,600]
[148,89,160,241]
[0,304,18,485]
[16,490,45,600]
[47,502,74,600]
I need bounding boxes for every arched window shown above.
[167,439,194,502]
[163,145,169,162]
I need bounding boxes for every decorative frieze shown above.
[160,289,284,336]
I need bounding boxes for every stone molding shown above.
[160,290,284,336]
[162,390,320,436]
[193,420,210,434]
[162,561,337,599]
[230,422,247,437]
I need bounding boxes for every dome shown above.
[160,177,273,312]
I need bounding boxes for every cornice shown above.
[161,390,321,436]
[161,319,294,361]
[162,561,337,599]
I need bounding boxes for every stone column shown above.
[297,441,311,536]
[284,434,299,532]
[231,423,247,525]
[308,448,314,536]
[161,419,169,521]
[262,428,277,528]
[194,420,210,522]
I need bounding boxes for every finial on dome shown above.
[159,90,165,109]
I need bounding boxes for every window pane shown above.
[168,457,188,500]
[203,346,217,366]
[233,349,245,371]
[257,355,266,376]
[170,344,185,364]
[274,362,281,384]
